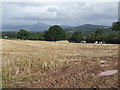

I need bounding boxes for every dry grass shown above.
[0,39,2,89]
[1,39,118,88]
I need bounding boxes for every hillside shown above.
[2,23,112,34]
[65,24,112,34]
[2,23,50,31]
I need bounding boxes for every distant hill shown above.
[2,23,50,31]
[65,24,112,34]
[2,23,71,31]
[2,23,112,34]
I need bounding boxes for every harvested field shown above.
[1,39,119,88]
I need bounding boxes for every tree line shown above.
[2,21,120,44]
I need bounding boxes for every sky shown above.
[1,1,119,26]
[118,1,120,21]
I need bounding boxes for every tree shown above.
[69,31,83,43]
[86,32,96,43]
[94,28,105,41]
[105,32,120,44]
[2,32,17,39]
[95,28,104,36]
[28,32,44,40]
[44,25,66,41]
[111,21,120,32]
[17,29,29,40]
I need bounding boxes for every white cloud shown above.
[13,6,58,19]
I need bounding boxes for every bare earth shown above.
[1,39,119,88]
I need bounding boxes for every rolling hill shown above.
[2,23,112,33]
[65,24,112,34]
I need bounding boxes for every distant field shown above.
[1,39,119,88]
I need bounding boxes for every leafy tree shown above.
[44,25,66,41]
[17,29,29,40]
[2,32,17,39]
[94,28,105,41]
[28,32,44,40]
[95,28,104,36]
[105,32,120,44]
[86,32,96,43]
[69,31,83,43]
[66,32,72,40]
[111,21,120,32]
[85,28,105,43]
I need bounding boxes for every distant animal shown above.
[99,41,102,44]
[95,41,105,44]
[95,41,98,44]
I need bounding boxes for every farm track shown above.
[1,39,119,88]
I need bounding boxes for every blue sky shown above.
[1,1,118,26]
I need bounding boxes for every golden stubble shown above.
[1,39,118,87]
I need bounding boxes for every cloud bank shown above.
[2,2,118,26]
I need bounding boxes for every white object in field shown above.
[81,41,86,43]
[95,41,98,44]
[99,70,118,76]
[100,60,107,63]
[101,64,108,67]
[4,36,8,39]
[99,41,102,44]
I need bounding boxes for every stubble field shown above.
[1,39,119,88]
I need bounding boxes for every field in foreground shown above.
[1,39,119,88]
